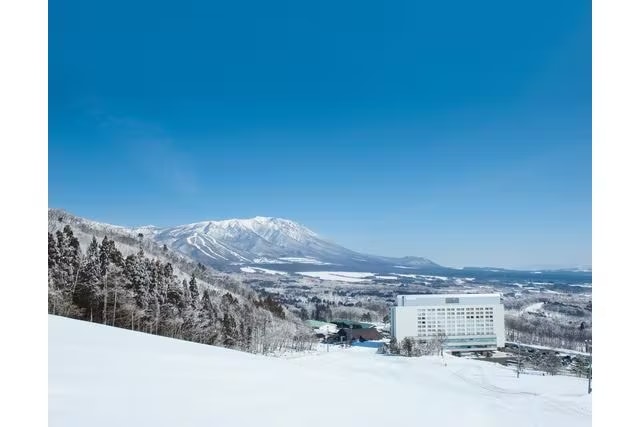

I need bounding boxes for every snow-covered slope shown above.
[48,209,161,258]
[49,209,242,293]
[49,209,439,269]
[49,315,591,427]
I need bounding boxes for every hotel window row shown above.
[416,306,496,337]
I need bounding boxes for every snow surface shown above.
[251,256,333,265]
[252,257,287,264]
[240,266,289,276]
[278,256,333,265]
[50,315,591,427]
[314,323,339,335]
[524,302,545,314]
[296,271,374,282]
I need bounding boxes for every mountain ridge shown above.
[48,209,593,280]
[48,209,439,270]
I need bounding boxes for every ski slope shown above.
[49,315,591,427]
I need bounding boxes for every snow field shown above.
[49,316,590,427]
[296,271,374,282]
[240,266,288,275]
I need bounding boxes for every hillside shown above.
[49,315,591,427]
[48,210,314,355]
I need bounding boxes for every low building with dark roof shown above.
[336,327,382,342]
[331,319,376,329]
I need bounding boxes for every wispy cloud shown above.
[83,104,200,195]
[128,138,201,196]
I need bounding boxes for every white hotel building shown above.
[390,293,505,352]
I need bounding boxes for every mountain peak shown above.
[252,216,275,221]
[201,216,317,237]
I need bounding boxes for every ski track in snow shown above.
[187,235,227,260]
[198,233,252,262]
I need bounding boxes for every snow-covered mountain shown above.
[48,209,439,270]
[154,217,344,264]
[154,216,440,269]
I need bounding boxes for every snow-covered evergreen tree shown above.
[189,273,199,307]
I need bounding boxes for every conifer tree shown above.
[182,279,191,306]
[401,337,415,356]
[189,274,199,306]
[222,312,237,348]
[48,232,60,270]
[76,236,102,320]
[389,336,400,355]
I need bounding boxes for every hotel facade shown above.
[390,293,505,352]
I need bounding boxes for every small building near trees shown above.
[336,327,382,343]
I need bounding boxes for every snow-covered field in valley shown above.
[524,301,545,314]
[296,271,374,282]
[240,266,288,275]
[49,315,591,427]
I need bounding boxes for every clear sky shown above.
[49,0,591,269]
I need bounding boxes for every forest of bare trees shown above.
[505,314,591,352]
[381,334,446,357]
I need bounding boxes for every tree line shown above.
[505,314,591,352]
[48,226,316,354]
[381,335,446,357]
[512,347,591,377]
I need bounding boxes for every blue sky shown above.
[49,0,591,269]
